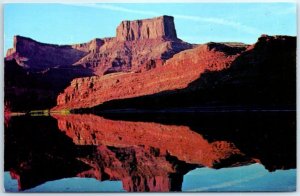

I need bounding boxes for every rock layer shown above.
[6,36,89,70]
[116,15,177,41]
[74,38,191,75]
[6,15,190,76]
[53,42,245,110]
[53,35,295,111]
[5,16,193,111]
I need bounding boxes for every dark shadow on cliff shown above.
[4,59,95,112]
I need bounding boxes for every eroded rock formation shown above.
[5,16,193,111]
[6,36,89,70]
[53,35,295,111]
[53,42,246,110]
[6,15,190,76]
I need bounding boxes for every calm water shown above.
[4,112,296,192]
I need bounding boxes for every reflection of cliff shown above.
[99,111,296,172]
[6,112,294,192]
[52,113,259,191]
[4,115,197,192]
[4,116,90,191]
[77,145,196,192]
[53,114,254,168]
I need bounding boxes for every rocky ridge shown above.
[5,15,194,111]
[6,15,191,76]
[6,36,88,70]
[5,15,295,112]
[53,42,246,110]
[53,34,295,111]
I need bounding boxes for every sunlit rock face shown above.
[53,42,245,110]
[53,34,295,112]
[116,15,177,41]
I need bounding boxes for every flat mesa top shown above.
[120,15,174,23]
[116,15,177,41]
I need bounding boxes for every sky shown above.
[4,3,297,53]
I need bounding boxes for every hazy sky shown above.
[4,3,296,53]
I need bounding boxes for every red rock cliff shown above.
[53,42,245,110]
[116,15,177,41]
[5,35,89,70]
[5,16,192,111]
[6,16,190,76]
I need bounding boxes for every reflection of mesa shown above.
[5,112,296,192]
[53,113,256,168]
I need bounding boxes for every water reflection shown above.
[183,164,296,192]
[4,112,296,192]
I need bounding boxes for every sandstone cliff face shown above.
[116,15,177,41]
[5,16,193,111]
[6,15,190,76]
[53,35,295,111]
[53,42,245,110]
[73,15,190,75]
[5,36,88,70]
[71,38,104,53]
[74,38,191,75]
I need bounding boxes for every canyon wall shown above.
[53,35,295,111]
[5,15,192,111]
[53,42,245,110]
